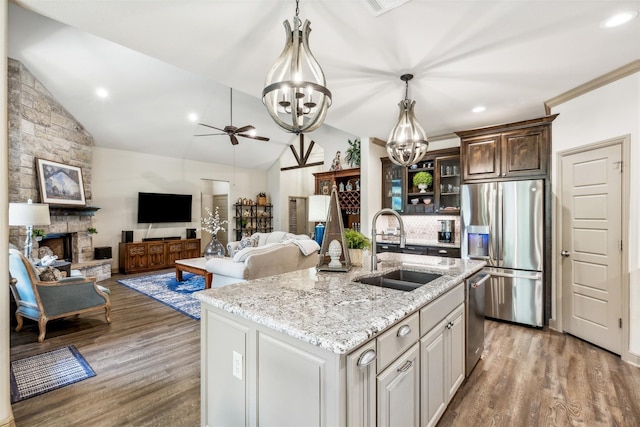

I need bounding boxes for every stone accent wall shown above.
[74,259,113,282]
[8,58,96,264]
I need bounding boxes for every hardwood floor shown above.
[10,272,640,427]
[440,320,640,426]
[10,269,201,427]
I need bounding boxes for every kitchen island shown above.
[195,252,485,427]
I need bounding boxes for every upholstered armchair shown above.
[8,248,111,342]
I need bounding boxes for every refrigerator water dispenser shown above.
[466,225,489,258]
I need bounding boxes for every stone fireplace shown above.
[38,232,73,262]
[8,58,111,280]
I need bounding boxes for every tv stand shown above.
[119,238,201,274]
[142,236,181,242]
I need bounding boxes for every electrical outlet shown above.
[232,351,242,380]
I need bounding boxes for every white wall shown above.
[1,1,16,424]
[550,72,640,361]
[361,137,387,233]
[268,126,357,232]
[92,146,267,270]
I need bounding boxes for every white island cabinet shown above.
[201,306,342,426]
[196,253,484,427]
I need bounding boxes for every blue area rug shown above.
[10,345,95,403]
[117,272,204,320]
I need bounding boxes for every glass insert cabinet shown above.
[381,147,460,215]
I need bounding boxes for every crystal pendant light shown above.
[262,0,332,134]
[386,74,429,166]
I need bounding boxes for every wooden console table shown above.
[119,238,201,274]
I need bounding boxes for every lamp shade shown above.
[9,201,51,226]
[308,195,330,222]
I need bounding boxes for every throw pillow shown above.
[36,266,63,282]
[237,235,257,250]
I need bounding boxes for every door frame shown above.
[554,135,630,360]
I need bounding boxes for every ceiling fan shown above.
[195,88,270,145]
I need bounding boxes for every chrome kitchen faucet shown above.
[371,208,405,271]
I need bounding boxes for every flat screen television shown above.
[137,192,193,223]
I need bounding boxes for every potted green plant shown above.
[32,229,47,241]
[344,138,361,168]
[413,171,432,193]
[344,228,370,266]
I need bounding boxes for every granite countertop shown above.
[195,253,485,355]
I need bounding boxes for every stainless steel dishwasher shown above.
[466,271,489,377]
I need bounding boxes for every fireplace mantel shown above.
[49,206,101,217]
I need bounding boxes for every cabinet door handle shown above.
[397,360,413,373]
[446,321,454,330]
[397,325,412,337]
[357,349,376,367]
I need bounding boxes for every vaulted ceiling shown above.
[8,1,640,170]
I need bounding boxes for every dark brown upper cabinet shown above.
[457,114,558,183]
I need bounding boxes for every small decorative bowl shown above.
[411,198,419,205]
[423,198,432,204]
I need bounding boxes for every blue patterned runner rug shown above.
[10,345,95,403]
[117,272,204,320]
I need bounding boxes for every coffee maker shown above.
[438,220,455,243]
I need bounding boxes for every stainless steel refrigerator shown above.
[461,179,543,327]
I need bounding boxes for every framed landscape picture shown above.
[36,158,86,206]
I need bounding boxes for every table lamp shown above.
[9,199,51,260]
[308,195,330,246]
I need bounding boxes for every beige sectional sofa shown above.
[204,231,319,283]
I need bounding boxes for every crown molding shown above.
[544,60,640,114]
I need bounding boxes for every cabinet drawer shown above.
[402,245,428,255]
[420,283,464,336]
[377,243,400,253]
[185,241,200,251]
[427,247,461,258]
[377,312,419,372]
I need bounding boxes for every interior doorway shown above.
[201,179,230,252]
[558,137,627,355]
[288,196,309,236]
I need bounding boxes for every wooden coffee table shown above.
[175,257,213,289]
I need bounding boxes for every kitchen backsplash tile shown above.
[378,215,460,244]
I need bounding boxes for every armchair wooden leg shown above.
[38,318,48,343]
[15,313,23,332]
[105,305,111,324]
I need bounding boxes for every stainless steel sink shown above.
[355,270,443,292]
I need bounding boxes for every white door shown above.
[561,143,622,354]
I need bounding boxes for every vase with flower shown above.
[201,206,229,259]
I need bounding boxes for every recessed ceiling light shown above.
[95,87,109,99]
[600,11,638,28]
[188,113,199,122]
[472,106,486,113]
